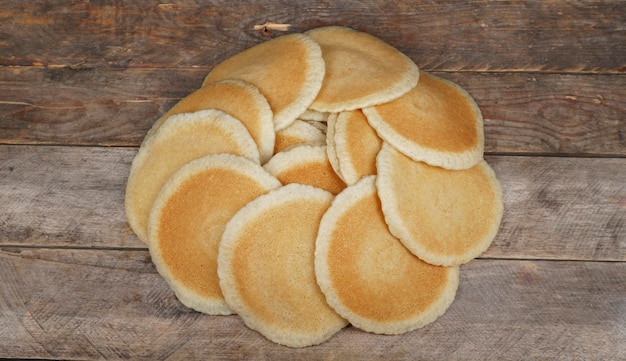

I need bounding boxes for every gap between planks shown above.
[4,63,626,76]
[2,143,623,159]
[1,245,624,264]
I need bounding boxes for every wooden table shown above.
[1,1,624,360]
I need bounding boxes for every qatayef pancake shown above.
[363,71,484,170]
[125,109,259,244]
[376,143,503,266]
[218,184,348,348]
[148,154,281,315]
[301,119,328,134]
[315,175,459,334]
[274,119,326,154]
[324,113,345,183]
[202,33,325,131]
[298,109,331,122]
[264,144,346,195]
[333,109,383,185]
[306,26,419,112]
[146,79,275,164]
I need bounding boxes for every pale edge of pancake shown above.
[375,143,504,266]
[306,26,420,112]
[147,153,282,315]
[202,33,326,132]
[362,74,485,171]
[217,183,347,348]
[125,109,260,244]
[315,175,460,334]
[324,113,347,183]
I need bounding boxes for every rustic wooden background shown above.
[1,1,624,360]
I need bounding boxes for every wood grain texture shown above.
[0,1,624,72]
[491,156,626,261]
[445,72,626,156]
[0,146,137,249]
[1,67,624,154]
[0,67,196,146]
[0,248,623,360]
[1,145,624,261]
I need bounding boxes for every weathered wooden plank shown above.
[1,67,624,154]
[0,146,138,249]
[0,145,624,261]
[446,72,626,156]
[0,248,623,360]
[491,156,626,261]
[0,1,624,72]
[0,66,195,146]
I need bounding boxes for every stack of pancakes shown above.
[125,26,503,348]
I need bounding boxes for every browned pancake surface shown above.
[157,169,262,297]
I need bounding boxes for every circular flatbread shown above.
[306,26,419,112]
[202,33,325,131]
[333,109,383,185]
[145,79,275,164]
[218,184,348,347]
[125,109,259,244]
[363,71,484,170]
[274,119,326,154]
[148,154,282,315]
[264,144,346,195]
[315,175,459,334]
[376,143,503,266]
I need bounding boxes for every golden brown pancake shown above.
[273,119,326,154]
[145,79,275,164]
[202,33,325,131]
[376,143,503,266]
[363,71,484,170]
[264,144,346,195]
[218,184,348,347]
[315,175,459,334]
[306,26,419,112]
[125,109,259,244]
[333,109,383,185]
[148,154,281,315]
